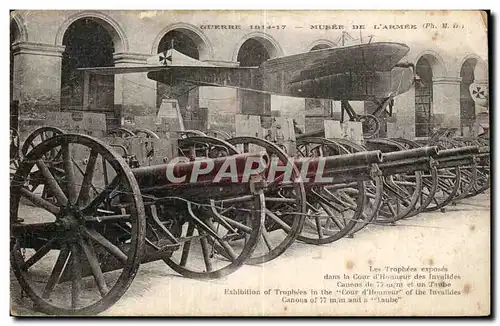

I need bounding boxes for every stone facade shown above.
[10,10,488,138]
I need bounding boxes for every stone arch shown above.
[151,23,213,60]
[458,54,487,82]
[232,32,283,62]
[234,33,283,115]
[413,50,447,77]
[60,16,119,111]
[55,11,128,53]
[307,39,336,52]
[10,13,28,44]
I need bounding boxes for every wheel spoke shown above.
[78,238,108,297]
[82,176,121,216]
[62,141,78,204]
[19,187,60,215]
[23,238,57,270]
[77,149,99,206]
[199,234,213,272]
[35,159,68,206]
[83,228,128,264]
[179,222,195,267]
[42,245,71,299]
[70,243,82,309]
[265,209,292,233]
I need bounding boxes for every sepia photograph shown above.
[9,9,490,316]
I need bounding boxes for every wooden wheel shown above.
[295,137,366,243]
[107,127,136,139]
[11,134,146,315]
[21,126,65,157]
[134,128,160,139]
[160,193,265,279]
[151,135,265,278]
[227,136,306,264]
[365,139,423,223]
[328,138,384,234]
[390,138,439,217]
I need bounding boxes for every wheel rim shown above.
[11,134,146,315]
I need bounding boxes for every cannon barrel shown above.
[131,152,269,197]
[280,150,383,185]
[437,146,479,159]
[382,146,439,163]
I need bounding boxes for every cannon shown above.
[10,133,269,315]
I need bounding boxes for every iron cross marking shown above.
[159,51,171,65]
[472,86,486,99]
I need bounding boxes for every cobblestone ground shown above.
[11,191,490,316]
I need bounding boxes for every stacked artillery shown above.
[10,112,490,315]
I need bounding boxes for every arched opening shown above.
[10,19,21,130]
[306,43,334,118]
[156,30,200,116]
[414,56,434,137]
[460,58,477,135]
[60,18,115,111]
[10,19,21,102]
[237,38,272,115]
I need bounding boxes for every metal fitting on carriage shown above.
[249,174,267,194]
[370,163,382,178]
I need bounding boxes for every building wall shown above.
[10,10,488,137]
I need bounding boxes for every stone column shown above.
[432,77,461,129]
[11,42,65,119]
[113,52,157,124]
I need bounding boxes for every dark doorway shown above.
[61,18,115,111]
[157,30,200,112]
[460,58,477,135]
[415,57,433,137]
[237,38,271,115]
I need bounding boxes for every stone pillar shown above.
[199,86,239,134]
[385,87,416,138]
[11,42,65,119]
[271,95,305,133]
[432,77,461,129]
[113,53,157,125]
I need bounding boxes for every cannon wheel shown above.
[422,139,463,212]
[365,139,423,223]
[21,126,65,157]
[226,136,306,264]
[205,129,231,140]
[390,138,439,217]
[328,138,384,234]
[295,137,367,243]
[107,127,136,139]
[134,128,160,139]
[11,133,146,315]
[162,135,265,278]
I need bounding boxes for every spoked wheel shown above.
[178,130,208,139]
[178,136,237,159]
[134,128,160,139]
[358,114,380,139]
[160,192,265,279]
[205,129,231,140]
[295,137,366,244]
[423,139,463,212]
[107,127,135,139]
[329,138,384,234]
[158,135,265,277]
[227,136,306,264]
[21,126,65,157]
[391,138,439,217]
[10,134,146,315]
[365,139,423,223]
